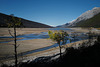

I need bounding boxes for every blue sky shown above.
[0,0,100,26]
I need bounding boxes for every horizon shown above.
[0,0,100,26]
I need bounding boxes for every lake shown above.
[0,28,73,43]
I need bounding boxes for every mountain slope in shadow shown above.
[0,13,53,28]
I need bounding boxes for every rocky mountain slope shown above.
[58,7,100,28]
[0,13,53,28]
[75,13,100,27]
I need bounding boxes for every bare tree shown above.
[5,14,21,67]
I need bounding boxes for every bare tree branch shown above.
[16,44,20,48]
[8,28,14,38]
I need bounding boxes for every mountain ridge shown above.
[58,7,100,28]
[0,13,53,28]
[75,13,100,27]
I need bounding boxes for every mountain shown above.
[75,13,100,27]
[58,7,100,28]
[56,23,70,28]
[0,13,53,28]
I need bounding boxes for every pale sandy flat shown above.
[0,28,49,36]
[0,39,55,57]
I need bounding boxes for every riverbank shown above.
[0,28,73,58]
[0,28,98,66]
[0,28,81,58]
[0,39,56,57]
[0,39,88,66]
[70,27,100,33]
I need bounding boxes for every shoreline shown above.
[0,28,99,66]
[0,39,87,66]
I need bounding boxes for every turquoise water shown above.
[48,28,72,30]
[0,28,72,43]
[0,33,49,43]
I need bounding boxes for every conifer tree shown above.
[48,30,69,58]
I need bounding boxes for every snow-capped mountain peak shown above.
[68,7,100,26]
[78,7,100,20]
[57,7,100,27]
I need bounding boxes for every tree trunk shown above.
[14,26,18,67]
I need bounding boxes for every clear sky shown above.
[0,0,100,26]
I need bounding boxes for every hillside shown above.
[0,13,53,28]
[75,13,100,27]
[69,7,100,27]
[57,7,100,28]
